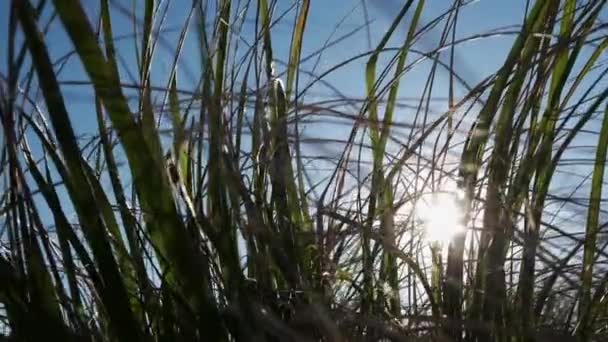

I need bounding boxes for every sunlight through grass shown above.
[417,182,465,245]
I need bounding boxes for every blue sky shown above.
[0,0,530,121]
[0,0,532,172]
[2,1,532,130]
[1,0,605,230]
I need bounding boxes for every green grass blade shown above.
[50,2,225,337]
[285,0,310,101]
[362,0,416,316]
[16,2,145,339]
[445,1,550,335]
[577,103,608,337]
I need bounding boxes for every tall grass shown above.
[1,0,607,340]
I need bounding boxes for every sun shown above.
[416,182,465,245]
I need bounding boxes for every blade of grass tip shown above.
[185,116,197,197]
[380,0,424,155]
[16,2,145,340]
[195,31,211,211]
[145,0,194,172]
[194,0,211,194]
[138,0,157,145]
[141,0,155,78]
[169,75,189,183]
[285,0,309,101]
[365,0,415,151]
[577,103,608,338]
[51,1,225,338]
[560,38,608,108]
[234,58,252,164]
[268,72,312,286]
[252,94,268,209]
[258,0,274,80]
[547,0,576,101]
[100,0,122,79]
[266,79,294,263]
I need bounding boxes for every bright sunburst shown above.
[416,182,465,245]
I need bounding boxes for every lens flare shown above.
[417,185,465,244]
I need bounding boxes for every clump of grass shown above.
[1,0,607,341]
